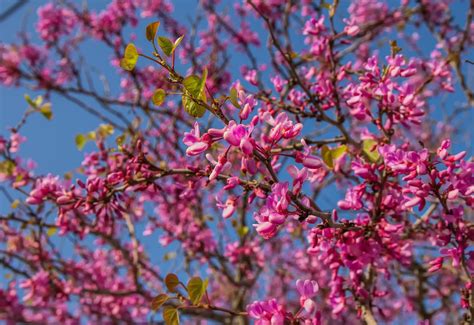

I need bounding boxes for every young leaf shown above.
[173,35,184,51]
[163,307,179,325]
[98,124,114,137]
[182,69,208,118]
[165,273,180,292]
[362,139,380,162]
[151,293,168,312]
[39,103,53,120]
[183,92,206,118]
[11,199,20,209]
[321,145,333,168]
[120,43,138,71]
[116,134,126,146]
[229,87,240,108]
[146,21,160,42]
[46,227,57,237]
[183,75,201,96]
[331,144,347,161]
[183,69,208,98]
[25,94,37,107]
[158,36,173,56]
[152,89,166,106]
[75,134,87,151]
[187,276,207,305]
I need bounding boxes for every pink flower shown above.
[223,121,254,156]
[296,279,319,314]
[37,4,76,43]
[183,122,210,156]
[247,299,286,325]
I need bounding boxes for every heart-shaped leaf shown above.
[152,89,166,106]
[151,293,168,312]
[163,306,179,325]
[158,36,173,56]
[362,139,380,163]
[146,21,160,42]
[120,43,138,71]
[187,276,208,305]
[165,273,180,293]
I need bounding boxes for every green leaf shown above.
[183,76,201,96]
[116,134,126,146]
[183,92,206,118]
[39,103,53,120]
[152,89,166,106]
[158,36,173,56]
[187,276,207,305]
[163,307,179,325]
[120,43,138,71]
[182,69,208,118]
[321,145,333,168]
[329,0,339,18]
[164,252,177,261]
[75,134,87,151]
[46,227,57,237]
[183,69,207,97]
[229,87,240,108]
[331,144,347,160]
[151,293,168,312]
[173,35,184,51]
[0,160,15,176]
[322,145,347,169]
[98,124,114,137]
[362,139,380,163]
[165,273,180,293]
[24,94,36,107]
[237,226,249,237]
[146,21,160,42]
[11,199,20,209]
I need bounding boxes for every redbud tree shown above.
[0,0,473,324]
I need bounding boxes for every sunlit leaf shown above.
[146,21,160,42]
[24,94,36,107]
[0,160,15,175]
[165,273,180,293]
[152,89,166,106]
[11,199,20,209]
[187,276,207,305]
[237,226,249,237]
[183,92,206,118]
[321,145,333,168]
[229,87,240,108]
[164,252,176,261]
[47,227,57,237]
[183,68,207,97]
[158,36,173,56]
[116,134,126,146]
[183,75,201,96]
[362,139,380,163]
[151,293,168,312]
[331,144,347,160]
[163,307,179,325]
[75,134,87,151]
[98,124,114,137]
[120,43,138,71]
[182,69,208,118]
[173,35,184,51]
[40,103,53,120]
